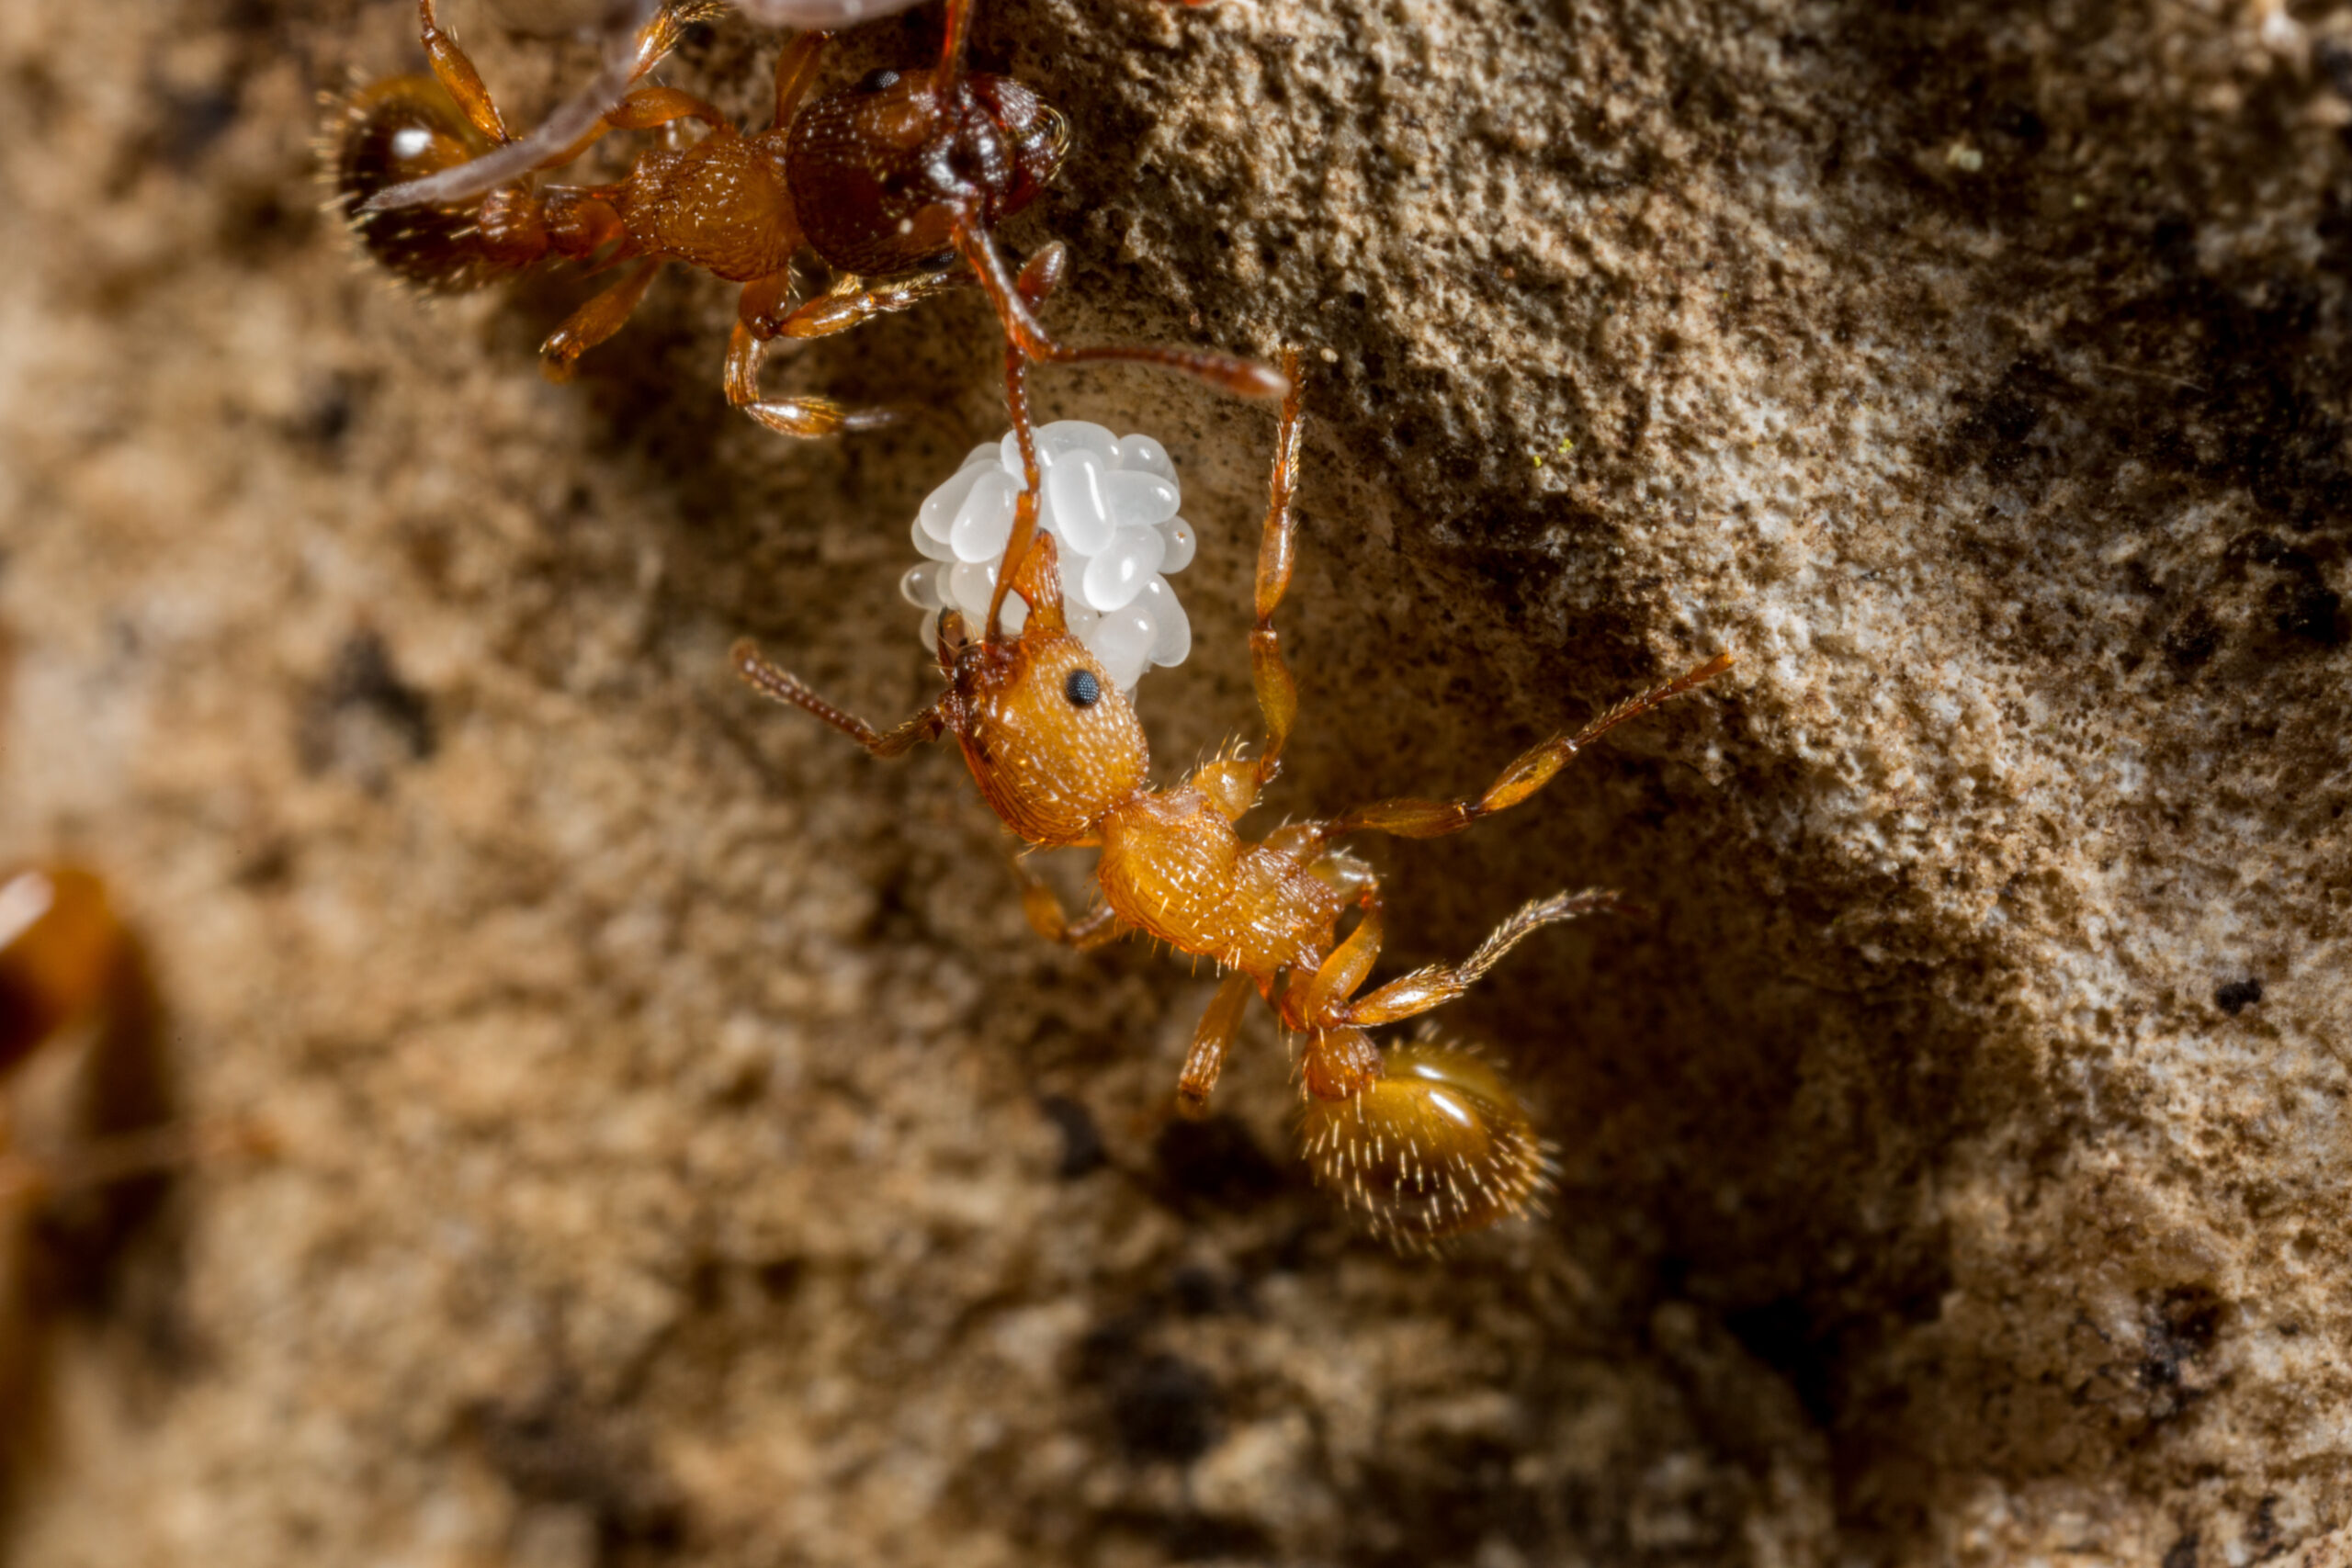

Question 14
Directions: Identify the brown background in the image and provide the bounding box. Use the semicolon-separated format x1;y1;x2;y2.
2;0;2349;1562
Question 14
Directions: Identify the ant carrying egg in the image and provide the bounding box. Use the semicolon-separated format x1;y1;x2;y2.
901;420;1199;693
734;355;1735;1245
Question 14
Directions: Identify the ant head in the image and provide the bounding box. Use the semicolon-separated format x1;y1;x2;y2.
786;68;1070;277
940;535;1148;846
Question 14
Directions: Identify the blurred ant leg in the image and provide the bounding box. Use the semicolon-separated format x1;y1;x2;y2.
1322;652;1736;841
534;80;735;181
1343;889;1621;1028
418;0;512;144
775;268;964;340
1012;862;1128;952
952;221;1289;401
1248;354;1307;784
736;395;897;439
769;30;831;130
0;1100;40;1209
937;0;978;85
1176;971;1255;1119
0;1156;37;1210
731;640;947;757
540;258;664;381
602;85;736;136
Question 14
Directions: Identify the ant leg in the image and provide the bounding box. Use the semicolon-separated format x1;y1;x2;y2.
990;347;1044;639
1344;889;1621;1027
1288;892;1384;1036
774;269;967;341
769;30;831;130
1012;859;1129;951
1250;355;1306;783
602;85;735;136
731;639;948;758
723;270;964;438
974;245;1069;637
1322;652;1736;842
1176;971;1255;1119
937;0;978;85
1016;243;1068;306
529;81;736;177
418;0;512;144
953;220;1289;401
1177;358;1306;814
540;258;664;381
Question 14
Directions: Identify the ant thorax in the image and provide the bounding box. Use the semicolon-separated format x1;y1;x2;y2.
1097;790;1350;978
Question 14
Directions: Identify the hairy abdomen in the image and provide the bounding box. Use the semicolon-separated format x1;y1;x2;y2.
327;76;528;291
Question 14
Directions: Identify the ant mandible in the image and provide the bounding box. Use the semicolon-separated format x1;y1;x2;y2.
331;0;1284;441
731;355;1735;1244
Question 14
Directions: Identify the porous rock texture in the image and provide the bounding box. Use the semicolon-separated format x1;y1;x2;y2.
2;0;2348;1561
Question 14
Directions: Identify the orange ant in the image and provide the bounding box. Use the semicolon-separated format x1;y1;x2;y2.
732;356;1735;1244
330;0;1284;441
0;863;175;1481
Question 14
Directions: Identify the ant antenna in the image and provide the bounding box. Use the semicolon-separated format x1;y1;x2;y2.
984;345;1043;643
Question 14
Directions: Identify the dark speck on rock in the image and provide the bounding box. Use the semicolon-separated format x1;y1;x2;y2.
1110;1352;1222;1464
1038;1093;1106;1178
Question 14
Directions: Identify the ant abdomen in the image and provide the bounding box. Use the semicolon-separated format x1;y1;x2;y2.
1299;1036;1552;1245
328;77;535;291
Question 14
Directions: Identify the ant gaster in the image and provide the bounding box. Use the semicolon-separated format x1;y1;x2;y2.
732;357;1735;1243
331;0;1283;441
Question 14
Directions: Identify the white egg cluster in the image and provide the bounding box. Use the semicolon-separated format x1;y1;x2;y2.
901;421;1199;693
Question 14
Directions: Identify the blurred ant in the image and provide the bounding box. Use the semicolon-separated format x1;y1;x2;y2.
330;0;1283;441
0;857;275;1501
347;0;944;217
0;863;173;1486
732;356;1734;1245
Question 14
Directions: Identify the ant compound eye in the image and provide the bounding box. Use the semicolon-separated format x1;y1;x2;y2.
855;68;902;93
1065;668;1102;708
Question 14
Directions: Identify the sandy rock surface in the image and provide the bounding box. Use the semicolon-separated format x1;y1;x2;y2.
2;0;2348;1562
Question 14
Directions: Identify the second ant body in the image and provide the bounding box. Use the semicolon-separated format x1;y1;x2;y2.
0;863;176;1492
332;0;1281;438
736;361;1733;1242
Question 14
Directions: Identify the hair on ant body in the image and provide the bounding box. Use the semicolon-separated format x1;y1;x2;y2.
328;0;1284;442
733;356;1735;1246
